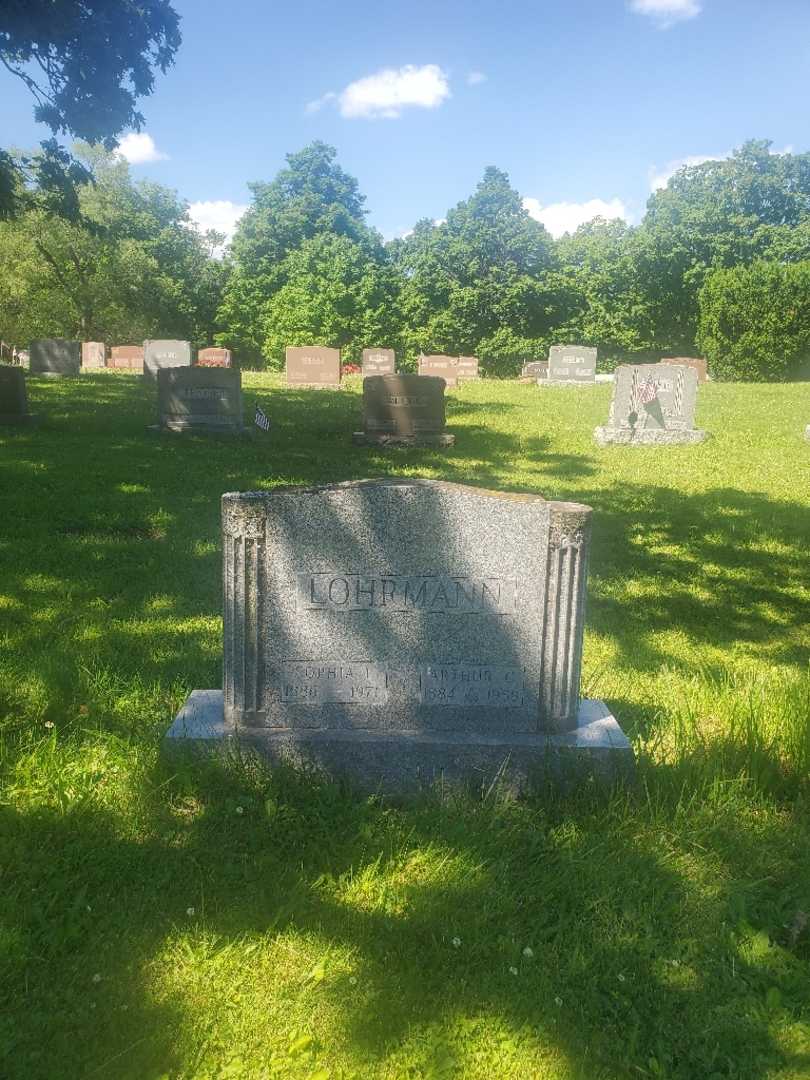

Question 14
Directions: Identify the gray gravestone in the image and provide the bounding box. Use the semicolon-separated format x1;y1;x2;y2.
286;346;341;388
353;374;454;447
417;355;459;387
457;356;480;381
361;349;396;377
594;363;709;446
546;345;597;384
520;361;548;382
165;479;632;792
155;367;243;433
143;339;192;382
109;345;144;370
81;341;106;369
29;339;80;377
0;365;36;425
197;347;232;368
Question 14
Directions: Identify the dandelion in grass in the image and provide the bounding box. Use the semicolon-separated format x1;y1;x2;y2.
522;946;534;958
452;937;461;948
509;966;518;976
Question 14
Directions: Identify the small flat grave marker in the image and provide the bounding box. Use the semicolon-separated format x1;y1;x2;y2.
353;374;454;447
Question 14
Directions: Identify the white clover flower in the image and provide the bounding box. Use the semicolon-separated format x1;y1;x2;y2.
618;973;626;982
509;966;518;976
349;976;357;986
554;996;563;1006
522;946;534;958
452;937;461;948
186;907;195;917
44;721;55;729
92;973;102;984
235;806;244;815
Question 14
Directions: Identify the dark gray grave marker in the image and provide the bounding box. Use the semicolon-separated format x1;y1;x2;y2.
155;367;244;434
29;339;80;377
353;374;454;447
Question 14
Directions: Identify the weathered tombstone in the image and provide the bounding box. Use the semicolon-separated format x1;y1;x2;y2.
520;361;548;382
166;479;632;792
109;345;144;371
143;339;192;382
197;347;232;368
361;348;396;377
594;363;709;446
662;356;708;383
457;356;480;381
285;346;341;388
154;367;244;434
353;374;454;447
0;365;37;425
29;338;80;377
81;341;106;369
546;345;597;384
417;354;459;387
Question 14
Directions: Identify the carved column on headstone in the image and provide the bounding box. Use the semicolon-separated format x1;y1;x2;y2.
539;502;592;732
222;494;267;726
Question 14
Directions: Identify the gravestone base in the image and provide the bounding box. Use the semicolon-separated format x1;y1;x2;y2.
594;426;710;447
538;379;596;388
148;421;249;436
352;431;455;448
164;691;633;795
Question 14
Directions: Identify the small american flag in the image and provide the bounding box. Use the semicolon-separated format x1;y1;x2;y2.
254;405;271;431
636;379;658;406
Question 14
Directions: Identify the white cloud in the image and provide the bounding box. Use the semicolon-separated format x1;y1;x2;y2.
629;0;702;28
187;200;248;250
308;64;451;120
467;71;487;85
522;196;630;238
648;152;726;191
115;132;168;164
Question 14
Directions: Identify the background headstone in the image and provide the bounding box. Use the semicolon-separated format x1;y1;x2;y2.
457;356;480;381
167;480;631;791
417;355;459;387
662;356;708;383
361;349;396;377
594;363;708;445
0;365;36;425
81;341;106;369
547;345;597;384
143;339;192;382
197;347;232;368
353;374;454;446
109;345;144;371
156;367;244;433
29;339;80;377
520;360;548;382
285;346;341;388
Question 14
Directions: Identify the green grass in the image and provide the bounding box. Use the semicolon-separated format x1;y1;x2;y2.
1;371;810;1079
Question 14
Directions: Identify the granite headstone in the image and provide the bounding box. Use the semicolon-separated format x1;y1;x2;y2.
166;479;632;792
353;374;454;447
197;347;232;368
0;365;36;425
143;339;192;382
417;355;459;387
546;345;597;384
286;346;341;388
29;339;80;377
155;367;244;433
520;361;548;382
457;356;480;381
594;363;709;445
81;341;106;369
109;345;144;371
361;349;396;377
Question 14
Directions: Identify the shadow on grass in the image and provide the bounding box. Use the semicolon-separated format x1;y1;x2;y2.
3;753;810;1079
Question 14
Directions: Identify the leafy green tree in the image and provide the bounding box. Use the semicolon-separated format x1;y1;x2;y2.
0;0;181;218
218;143;378;364
393;168;556;374
697;260;810;381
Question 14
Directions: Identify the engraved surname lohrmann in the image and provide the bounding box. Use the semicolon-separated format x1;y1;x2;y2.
281;661;388;704
181;388;227;400
296;573;519;613
419;664;527;707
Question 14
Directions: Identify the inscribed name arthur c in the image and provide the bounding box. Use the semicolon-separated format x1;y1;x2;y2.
296;573;519;613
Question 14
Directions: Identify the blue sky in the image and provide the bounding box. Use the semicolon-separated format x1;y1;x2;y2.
2;0;809;244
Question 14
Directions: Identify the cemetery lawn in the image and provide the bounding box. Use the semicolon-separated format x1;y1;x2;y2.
2;371;810;1080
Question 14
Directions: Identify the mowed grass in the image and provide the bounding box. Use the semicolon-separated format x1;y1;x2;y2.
1;371;810;1080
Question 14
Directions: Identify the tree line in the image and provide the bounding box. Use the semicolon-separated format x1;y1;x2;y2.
3;138;810;380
